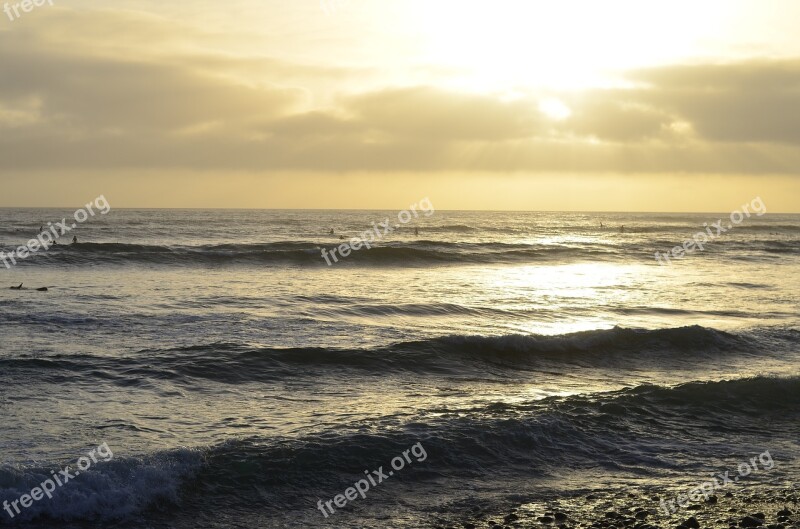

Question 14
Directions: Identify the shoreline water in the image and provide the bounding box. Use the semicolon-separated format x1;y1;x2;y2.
1;210;798;528
448;486;798;529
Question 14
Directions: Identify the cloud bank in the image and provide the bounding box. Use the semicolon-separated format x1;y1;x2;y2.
1;7;799;176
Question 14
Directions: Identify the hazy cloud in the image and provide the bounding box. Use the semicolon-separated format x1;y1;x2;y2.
345;87;545;140
630;61;800;143
1;8;800;174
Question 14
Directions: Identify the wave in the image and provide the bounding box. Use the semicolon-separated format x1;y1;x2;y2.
152;375;800;496
0;301;783;329
1;241;622;267
723;240;800;253
2;326;790;386
734;223;800;232
2;376;794;524
0;448;202;524
606;374;800;415
3;232;797;267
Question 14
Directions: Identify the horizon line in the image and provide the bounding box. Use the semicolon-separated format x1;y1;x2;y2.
0;207;798;215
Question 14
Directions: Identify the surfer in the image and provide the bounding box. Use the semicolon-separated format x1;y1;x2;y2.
620;225;626;233
10;283;22;290
329;228;335;235
414;227;419;236
72;236;78;244
36;287;48;292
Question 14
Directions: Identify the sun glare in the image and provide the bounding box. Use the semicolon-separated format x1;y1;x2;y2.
414;0;734;91
539;98;572;120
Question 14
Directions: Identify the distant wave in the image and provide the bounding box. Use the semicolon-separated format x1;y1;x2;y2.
735;224;800;232
2;229;797;268
0;241;627;267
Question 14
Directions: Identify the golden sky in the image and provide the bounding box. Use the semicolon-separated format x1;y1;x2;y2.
1;0;800;210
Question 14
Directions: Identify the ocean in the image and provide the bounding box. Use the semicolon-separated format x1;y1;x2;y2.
0;208;798;528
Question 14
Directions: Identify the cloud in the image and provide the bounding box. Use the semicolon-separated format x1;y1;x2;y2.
1;7;800;175
345;87;544;140
558;91;675;141
629;61;800;143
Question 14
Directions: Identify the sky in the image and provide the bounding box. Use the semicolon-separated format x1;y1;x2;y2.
1;0;800;211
